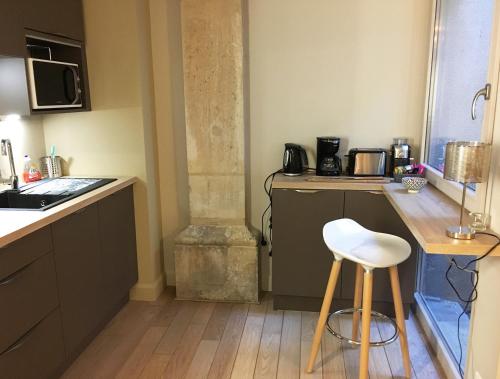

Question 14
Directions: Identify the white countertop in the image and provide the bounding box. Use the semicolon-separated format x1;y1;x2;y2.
0;176;137;248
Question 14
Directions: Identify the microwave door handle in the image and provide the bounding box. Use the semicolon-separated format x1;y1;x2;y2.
69;66;81;105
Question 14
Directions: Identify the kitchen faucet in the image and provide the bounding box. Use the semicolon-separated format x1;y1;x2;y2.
0;139;19;190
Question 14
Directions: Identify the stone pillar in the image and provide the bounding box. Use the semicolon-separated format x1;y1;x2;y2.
174;0;259;303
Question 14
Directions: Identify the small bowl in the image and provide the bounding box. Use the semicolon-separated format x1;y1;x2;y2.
401;177;427;193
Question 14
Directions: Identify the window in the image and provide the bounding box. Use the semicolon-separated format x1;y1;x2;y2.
423;0;495;210
426;0;494;173
419;0;497;375
418;253;476;373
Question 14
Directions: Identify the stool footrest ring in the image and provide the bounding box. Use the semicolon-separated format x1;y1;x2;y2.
326;307;399;347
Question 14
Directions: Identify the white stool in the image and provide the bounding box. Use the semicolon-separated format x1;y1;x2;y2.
306;218;412;379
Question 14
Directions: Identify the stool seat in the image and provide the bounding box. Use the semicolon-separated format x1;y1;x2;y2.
323;218;411;269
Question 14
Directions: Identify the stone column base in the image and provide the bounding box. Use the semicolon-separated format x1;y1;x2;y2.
174;224;260;303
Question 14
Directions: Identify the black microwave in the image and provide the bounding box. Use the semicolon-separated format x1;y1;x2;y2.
26;58;82;110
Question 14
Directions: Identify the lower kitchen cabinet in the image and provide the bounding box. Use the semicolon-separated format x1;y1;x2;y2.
98;186;138;317
0;185;138;378
272;189;344;310
0;252;59;354
52;187;138;361
272;188;418;317
342;190;418;316
0;309;65;379
52;203;103;359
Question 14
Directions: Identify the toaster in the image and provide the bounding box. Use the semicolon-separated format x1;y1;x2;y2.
347;148;387;176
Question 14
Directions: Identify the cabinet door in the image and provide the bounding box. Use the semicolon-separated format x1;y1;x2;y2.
342;191;418;303
98;186;138;316
272;189;344;298
52;204;102;358
21;0;84;41
0;3;25;57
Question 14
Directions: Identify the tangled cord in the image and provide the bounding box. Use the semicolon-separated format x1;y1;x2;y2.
260;169;282;250
445;232;500;378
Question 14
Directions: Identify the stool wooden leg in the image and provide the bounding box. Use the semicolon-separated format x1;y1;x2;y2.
306;259;342;373
352;263;364;340
389;265;412;378
359;268;373;379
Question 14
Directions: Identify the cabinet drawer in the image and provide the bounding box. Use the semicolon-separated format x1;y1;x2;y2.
0;227;53;280
0;308;65;379
0;252;59;353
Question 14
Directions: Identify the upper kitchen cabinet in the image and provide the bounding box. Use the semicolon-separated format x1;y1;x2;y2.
0;0;84;57
0;3;25;57
0;0;90;114
21;0;85;41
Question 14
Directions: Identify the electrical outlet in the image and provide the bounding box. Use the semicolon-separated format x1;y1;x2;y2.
474;372;483;379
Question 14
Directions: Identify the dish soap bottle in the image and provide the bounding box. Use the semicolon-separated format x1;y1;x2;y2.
23;155;42;183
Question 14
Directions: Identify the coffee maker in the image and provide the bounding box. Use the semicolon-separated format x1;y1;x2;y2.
316;137;342;176
389;138;411;176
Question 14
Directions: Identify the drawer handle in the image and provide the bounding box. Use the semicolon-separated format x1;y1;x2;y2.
0;261;33;287
366;191;384;195
0;319;41;356
293;189;323;194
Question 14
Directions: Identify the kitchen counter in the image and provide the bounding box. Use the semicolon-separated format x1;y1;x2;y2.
272;172;389;191
273;173;500;257
0;176;137;248
384;183;500;256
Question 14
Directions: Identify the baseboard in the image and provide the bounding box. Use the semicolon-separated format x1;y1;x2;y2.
414;293;461;379
130;275;166;301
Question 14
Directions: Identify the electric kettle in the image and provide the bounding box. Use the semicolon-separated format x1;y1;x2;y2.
282;143;308;176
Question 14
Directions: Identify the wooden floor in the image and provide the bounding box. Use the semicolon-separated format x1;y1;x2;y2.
62;289;446;379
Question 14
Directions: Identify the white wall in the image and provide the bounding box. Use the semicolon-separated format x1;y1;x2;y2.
248;0;433;288
42;0;164;301
149;0;190;286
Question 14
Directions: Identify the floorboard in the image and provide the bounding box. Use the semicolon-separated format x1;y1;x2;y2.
321;316;346;378
230;299;268;379
299;311;322;379
162;302;215;378
206;303;249;379
253;300;284;379
61;291;446;379
276;311;302;379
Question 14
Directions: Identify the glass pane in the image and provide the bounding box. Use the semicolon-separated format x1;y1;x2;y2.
427;0;494;173
419;253;476;373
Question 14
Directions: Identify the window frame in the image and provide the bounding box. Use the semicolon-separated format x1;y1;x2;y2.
420;0;500;214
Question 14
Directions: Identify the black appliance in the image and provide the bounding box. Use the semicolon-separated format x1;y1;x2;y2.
27;58;82;110
283;143;308;176
316;137;342;176
389;138;411;176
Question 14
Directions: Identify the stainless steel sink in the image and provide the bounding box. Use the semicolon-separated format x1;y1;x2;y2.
0;178;116;211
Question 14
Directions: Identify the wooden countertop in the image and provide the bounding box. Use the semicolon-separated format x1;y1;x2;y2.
272;173;388;191
0;176;137;248
273;173;499;257
383;183;499;256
